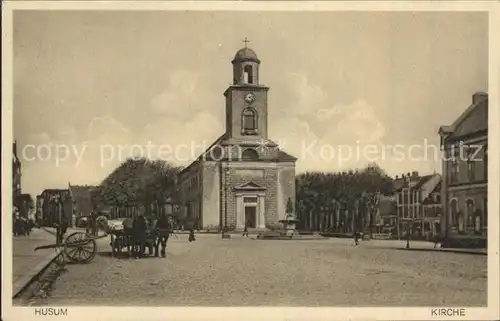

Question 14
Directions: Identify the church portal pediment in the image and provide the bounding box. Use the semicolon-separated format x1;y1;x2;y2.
233;181;266;191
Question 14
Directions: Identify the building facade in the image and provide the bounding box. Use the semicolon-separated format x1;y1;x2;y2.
39;189;73;227
395;171;442;239
439;92;488;239
377;195;397;235
69;184;97;217
12;141;22;208
177;45;297;231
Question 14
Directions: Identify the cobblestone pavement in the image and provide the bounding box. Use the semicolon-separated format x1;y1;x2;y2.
41;234;487;306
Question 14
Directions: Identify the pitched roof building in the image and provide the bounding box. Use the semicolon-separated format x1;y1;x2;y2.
394;172;442;239
439;92;488;241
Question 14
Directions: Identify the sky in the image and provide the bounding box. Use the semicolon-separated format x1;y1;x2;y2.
13;11;488;196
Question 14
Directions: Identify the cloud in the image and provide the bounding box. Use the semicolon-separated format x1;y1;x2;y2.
25;132;52;145
150;70;214;121
143;111;223;164
270;74;387;172
322;99;386;144
85;115;131;145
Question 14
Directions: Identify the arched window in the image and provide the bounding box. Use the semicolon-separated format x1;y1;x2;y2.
244;65;254;84
474;209;482;233
242;108;258;133
466;199;474;227
450;199;458;226
241;148;259;161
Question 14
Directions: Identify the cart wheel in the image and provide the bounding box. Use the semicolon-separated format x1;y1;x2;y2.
64;232;97;264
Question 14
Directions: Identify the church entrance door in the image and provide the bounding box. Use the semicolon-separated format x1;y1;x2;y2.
245;206;257;228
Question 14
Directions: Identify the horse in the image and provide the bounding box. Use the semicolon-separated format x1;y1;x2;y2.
153;215;174;258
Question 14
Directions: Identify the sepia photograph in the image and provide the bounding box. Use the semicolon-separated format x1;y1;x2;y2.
2;2;499;321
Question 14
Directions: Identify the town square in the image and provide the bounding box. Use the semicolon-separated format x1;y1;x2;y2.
8;8;494;312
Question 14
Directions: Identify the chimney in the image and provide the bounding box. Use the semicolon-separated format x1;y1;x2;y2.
472;92;488;105
412;171;418;178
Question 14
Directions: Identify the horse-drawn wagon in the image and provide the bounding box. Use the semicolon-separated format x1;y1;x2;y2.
34;215;175;263
105;217;173;258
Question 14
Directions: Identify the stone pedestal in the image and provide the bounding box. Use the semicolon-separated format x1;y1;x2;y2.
283;222;296;236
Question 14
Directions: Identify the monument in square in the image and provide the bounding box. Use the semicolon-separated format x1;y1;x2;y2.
176;39;297;233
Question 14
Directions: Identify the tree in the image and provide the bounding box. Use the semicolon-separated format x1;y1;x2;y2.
98;157;183;211
295;162;393;233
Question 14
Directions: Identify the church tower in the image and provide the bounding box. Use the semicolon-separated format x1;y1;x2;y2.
224;39;270;144
178;41;296;233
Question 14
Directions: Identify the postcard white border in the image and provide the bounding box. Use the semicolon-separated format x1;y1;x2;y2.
2;2;499;321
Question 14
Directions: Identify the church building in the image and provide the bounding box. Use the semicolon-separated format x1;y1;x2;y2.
177;43;297;231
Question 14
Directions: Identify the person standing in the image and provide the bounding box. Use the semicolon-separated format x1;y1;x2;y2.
354;231;360;246
188;227;196;243
86;216;92;234
132;214;147;258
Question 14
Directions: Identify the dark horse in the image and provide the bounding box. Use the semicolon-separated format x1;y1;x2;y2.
153;214;174;258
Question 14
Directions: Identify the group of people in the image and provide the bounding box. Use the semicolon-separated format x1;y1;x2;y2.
13;217;35;236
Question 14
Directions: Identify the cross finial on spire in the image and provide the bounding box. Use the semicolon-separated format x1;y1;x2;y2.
242;37;250;48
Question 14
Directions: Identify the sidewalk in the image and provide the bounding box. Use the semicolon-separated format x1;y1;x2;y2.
401;247;487;255
327;237;487;255
12;228;60;297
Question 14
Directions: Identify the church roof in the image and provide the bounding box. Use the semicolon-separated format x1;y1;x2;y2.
179;134;297;176
232;47;260;63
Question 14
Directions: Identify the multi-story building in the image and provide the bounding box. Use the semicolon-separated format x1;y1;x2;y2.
395;172;442;239
40;189;73;227
439;92;488;241
377;195;397;235
69;184;98;224
12;141;22;208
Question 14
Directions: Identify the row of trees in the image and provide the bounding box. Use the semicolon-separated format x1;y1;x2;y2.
295;163;394;234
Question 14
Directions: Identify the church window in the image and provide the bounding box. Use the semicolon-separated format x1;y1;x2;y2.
244;65;254;84
242;108;258;133
242;149;259;161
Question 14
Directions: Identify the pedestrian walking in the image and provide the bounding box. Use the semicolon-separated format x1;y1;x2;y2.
188;228;196;243
354;231;360;246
